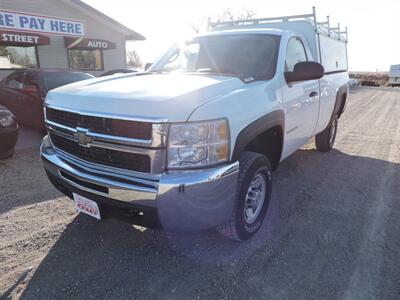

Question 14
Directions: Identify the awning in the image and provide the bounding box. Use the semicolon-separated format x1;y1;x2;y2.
0;30;50;46
64;37;116;50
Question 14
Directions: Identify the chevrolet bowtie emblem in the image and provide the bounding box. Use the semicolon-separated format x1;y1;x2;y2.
75;128;93;147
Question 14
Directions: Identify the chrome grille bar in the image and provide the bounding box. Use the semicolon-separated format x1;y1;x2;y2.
44;106;168;174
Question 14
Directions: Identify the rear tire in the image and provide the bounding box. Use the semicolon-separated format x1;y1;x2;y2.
315;115;338;152
217;152;272;241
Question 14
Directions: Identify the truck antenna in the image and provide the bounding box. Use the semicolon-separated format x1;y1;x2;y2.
327;16;330;36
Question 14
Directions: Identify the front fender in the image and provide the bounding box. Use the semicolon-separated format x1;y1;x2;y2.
188;78;284;160
231;110;285;161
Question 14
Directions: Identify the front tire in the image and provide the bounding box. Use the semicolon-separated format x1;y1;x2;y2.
315;115;338;152
217;152;272;241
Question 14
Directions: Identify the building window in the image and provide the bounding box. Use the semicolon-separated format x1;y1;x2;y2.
0;46;39;69
67;49;103;71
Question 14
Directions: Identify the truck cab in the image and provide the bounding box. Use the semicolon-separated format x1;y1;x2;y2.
41;8;349;241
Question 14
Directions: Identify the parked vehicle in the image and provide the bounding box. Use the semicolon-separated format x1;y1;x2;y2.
99;68;138;77
41;8;349;241
0;105;18;159
0;69;94;130
348;78;358;87
361;80;379;87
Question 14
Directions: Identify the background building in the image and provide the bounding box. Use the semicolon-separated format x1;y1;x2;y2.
0;0;145;78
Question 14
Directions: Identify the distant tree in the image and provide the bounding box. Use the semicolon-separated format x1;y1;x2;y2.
127;50;143;68
189;8;257;34
189;16;208;34
213;8;256;24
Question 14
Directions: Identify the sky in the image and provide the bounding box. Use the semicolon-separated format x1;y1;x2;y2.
84;0;400;72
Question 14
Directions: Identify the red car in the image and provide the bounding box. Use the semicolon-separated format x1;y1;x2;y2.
0;69;93;130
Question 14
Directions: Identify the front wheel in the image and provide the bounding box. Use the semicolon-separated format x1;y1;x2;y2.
315;115;338;152
217;152;272;241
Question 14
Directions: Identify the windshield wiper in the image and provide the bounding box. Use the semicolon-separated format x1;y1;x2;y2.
190;68;258;82
188;68;245;80
195;68;215;73
149;68;256;83
195;67;239;75
146;70;170;74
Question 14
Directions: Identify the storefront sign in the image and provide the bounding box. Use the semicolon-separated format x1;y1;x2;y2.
0;10;85;37
64;37;116;50
0;30;50;46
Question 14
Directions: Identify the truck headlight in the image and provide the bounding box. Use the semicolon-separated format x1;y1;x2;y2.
167;119;230;169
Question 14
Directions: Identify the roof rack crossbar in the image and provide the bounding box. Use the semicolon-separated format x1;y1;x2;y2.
209;7;347;42
209;13;314;28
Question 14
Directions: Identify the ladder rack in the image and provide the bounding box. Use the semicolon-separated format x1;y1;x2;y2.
209;7;348;42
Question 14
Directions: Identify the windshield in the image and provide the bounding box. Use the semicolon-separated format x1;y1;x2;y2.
42;72;94;91
150;34;280;80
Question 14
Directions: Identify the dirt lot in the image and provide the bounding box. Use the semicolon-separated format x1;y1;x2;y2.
1;87;399;299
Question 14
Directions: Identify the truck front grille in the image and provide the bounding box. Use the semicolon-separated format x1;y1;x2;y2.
46;108;152;140
49;133;151;173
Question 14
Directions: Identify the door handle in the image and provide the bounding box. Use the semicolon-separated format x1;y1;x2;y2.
309;91;318;97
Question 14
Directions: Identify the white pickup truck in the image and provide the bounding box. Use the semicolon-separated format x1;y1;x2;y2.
41;9;349;241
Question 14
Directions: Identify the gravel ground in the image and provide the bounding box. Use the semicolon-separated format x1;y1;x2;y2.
0;87;399;300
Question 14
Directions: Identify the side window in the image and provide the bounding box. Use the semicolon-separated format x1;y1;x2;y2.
24;72;40;88
285;38;308;72
5;72;25;89
23;72;40;96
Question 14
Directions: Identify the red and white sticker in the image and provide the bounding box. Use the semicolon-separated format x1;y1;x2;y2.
73;193;101;220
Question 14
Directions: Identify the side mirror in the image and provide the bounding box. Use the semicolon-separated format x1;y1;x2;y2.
285;62;324;83
144;63;152;71
23;85;39;94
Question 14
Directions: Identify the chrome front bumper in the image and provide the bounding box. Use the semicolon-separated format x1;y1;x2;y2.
41;136;239;230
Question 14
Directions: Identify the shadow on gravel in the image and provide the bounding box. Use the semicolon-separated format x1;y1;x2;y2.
20;149;400;299
1;270;29;300
0;147;61;214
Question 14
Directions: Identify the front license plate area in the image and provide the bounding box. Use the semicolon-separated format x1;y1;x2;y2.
73;193;101;220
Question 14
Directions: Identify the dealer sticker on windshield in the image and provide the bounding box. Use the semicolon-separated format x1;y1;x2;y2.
73;193;101;220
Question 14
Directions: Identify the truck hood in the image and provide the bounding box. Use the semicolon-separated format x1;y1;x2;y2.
45;73;244;122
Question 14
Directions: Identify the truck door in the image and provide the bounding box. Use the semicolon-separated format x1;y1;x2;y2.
281;37;320;158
